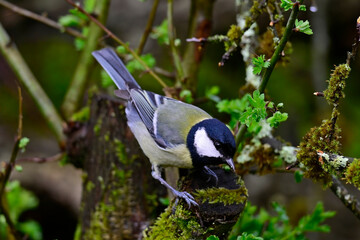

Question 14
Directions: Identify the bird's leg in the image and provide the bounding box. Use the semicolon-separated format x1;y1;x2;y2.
203;166;218;186
151;166;198;207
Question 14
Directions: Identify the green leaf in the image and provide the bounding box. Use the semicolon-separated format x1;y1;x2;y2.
159;197;170;206
252;55;270;75
267;111;288;128
272;202;289;223
206;86;221;102
126;54;156;73
299;5;307;11
74;38;85;51
236;233;263;240
100;70;115;88
296;202;336;233
5;181;39;222
116;45;128;54
294;170;304;183
239;90;267;131
206;235;220;240
295;19;313;35
58;15;81;27
15;165;23;172
17;221;43;240
19;137;30;152
180;89;194;103
150;20;170;45
280;0;294;11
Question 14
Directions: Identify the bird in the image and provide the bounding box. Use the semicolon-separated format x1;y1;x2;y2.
92;48;236;207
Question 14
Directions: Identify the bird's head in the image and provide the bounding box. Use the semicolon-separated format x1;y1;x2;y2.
187;119;236;171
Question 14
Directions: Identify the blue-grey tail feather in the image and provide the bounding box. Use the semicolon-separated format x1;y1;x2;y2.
92;48;141;90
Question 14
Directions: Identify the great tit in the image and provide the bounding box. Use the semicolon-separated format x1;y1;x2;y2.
92;48;236;206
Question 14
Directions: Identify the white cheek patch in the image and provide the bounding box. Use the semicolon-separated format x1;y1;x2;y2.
194;128;222;158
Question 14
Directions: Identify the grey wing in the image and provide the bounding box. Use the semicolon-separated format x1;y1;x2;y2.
129;89;170;148
129;89;211;148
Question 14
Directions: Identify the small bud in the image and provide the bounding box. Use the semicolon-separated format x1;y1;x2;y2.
313;92;324;97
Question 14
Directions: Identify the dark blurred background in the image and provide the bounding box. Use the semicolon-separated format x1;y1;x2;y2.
1;0;360;239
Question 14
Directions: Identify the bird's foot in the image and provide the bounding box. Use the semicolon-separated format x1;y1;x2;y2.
203;166;219;186
173;189;198;208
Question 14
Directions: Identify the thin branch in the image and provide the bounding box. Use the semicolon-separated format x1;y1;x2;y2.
0;198;21;240
0;0;84;39
0;86;23;240
61;0;111;120
65;0;168;89
167;0;184;85
137;0;159;55
0;87;22;198
258;0;304;93
0;22;66;147
330;176;360;220
17;153;64;164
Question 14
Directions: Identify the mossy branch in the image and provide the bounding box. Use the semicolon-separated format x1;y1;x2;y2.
0;22;66;147
61;0;110;120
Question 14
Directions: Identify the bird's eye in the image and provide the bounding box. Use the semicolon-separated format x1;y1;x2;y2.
213;140;220;147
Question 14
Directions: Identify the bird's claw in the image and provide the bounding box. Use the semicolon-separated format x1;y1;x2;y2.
173;190;198;208
203;166;219;186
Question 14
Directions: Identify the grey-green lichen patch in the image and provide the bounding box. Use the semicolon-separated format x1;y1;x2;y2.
278;146;297;164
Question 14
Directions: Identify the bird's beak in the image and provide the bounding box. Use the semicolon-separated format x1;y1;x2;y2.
226;158;235;172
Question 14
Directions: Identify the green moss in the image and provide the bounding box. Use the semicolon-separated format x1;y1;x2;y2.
83;202;116;240
324;64;351;105
103;132;110;142
345;158;360;190
93;118;102;136
297;120;341;186
144;204;205;240
114;138;134;165
86;180;95;192
227;25;242;43
71;106;90;122
194;184;248;206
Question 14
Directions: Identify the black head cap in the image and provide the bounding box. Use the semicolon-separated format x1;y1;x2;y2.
187;119;236;169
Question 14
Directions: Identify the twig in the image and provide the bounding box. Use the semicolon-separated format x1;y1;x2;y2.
0;22;66;147
167;0;184;85
17;153;64;164
0;87;22;197
258;0;304;93
330;176;360;220
0;0;84;39
137;0;159;55
65;0;168;89
218;44;237;67
0;86;23;240
61;0;111;120
346;17;360;66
